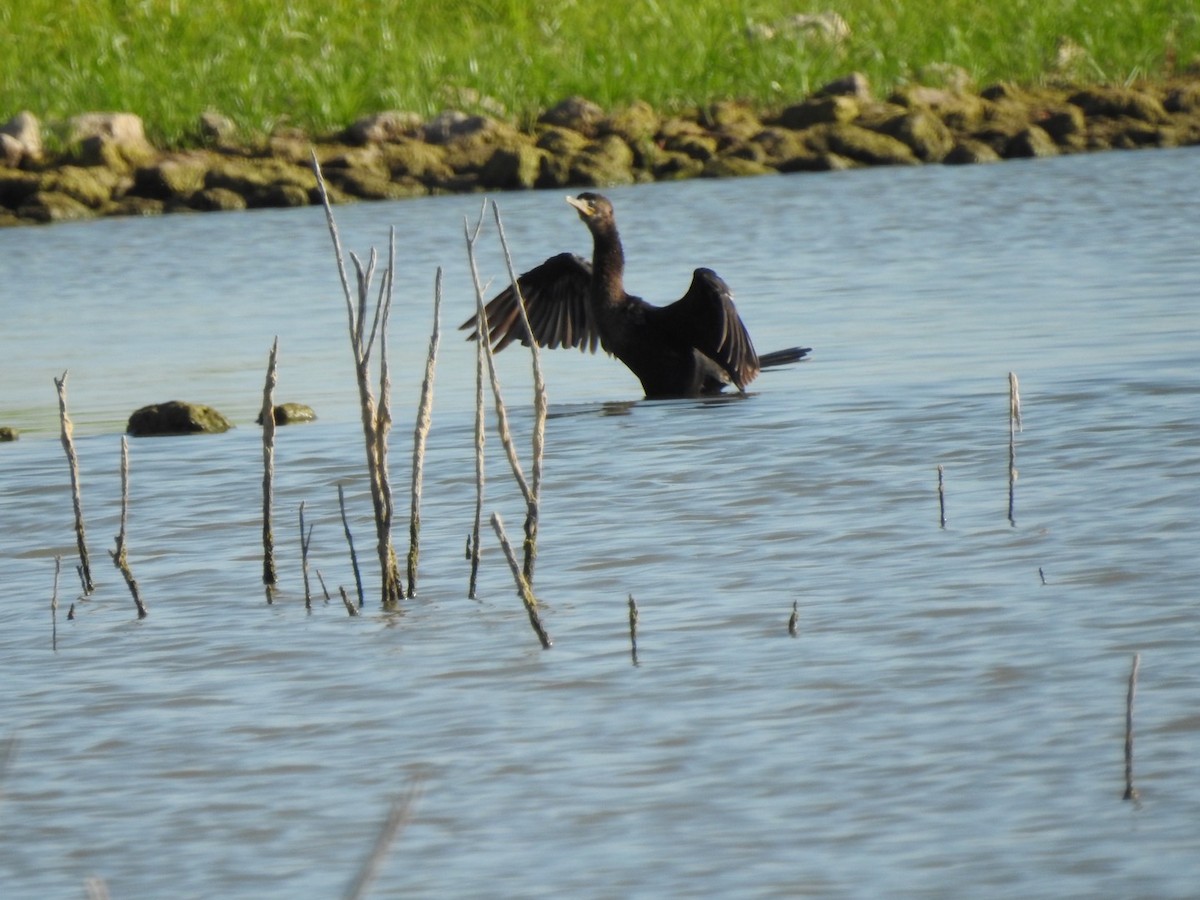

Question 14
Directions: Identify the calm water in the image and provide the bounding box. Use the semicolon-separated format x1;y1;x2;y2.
2;149;1199;898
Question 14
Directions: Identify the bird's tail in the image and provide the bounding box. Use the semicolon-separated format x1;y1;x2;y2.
759;347;812;368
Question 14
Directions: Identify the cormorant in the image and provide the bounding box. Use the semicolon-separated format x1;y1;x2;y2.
461;192;810;399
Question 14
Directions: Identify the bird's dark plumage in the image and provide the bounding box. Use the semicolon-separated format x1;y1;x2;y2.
461;192;810;398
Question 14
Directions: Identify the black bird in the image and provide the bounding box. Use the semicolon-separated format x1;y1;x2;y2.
461;192;810;399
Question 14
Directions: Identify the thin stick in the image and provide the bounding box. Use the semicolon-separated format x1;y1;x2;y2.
299;502;314;610
339;586;360;617
53;372;93;594
51;555;61;651
490;512;551;649
1008;371;1021;527
463;214;532;506
464;205;489;599
628;594;640;666
1123;652;1141;802
342;780;422;900
492;201;547;583
338;484;365;609
261;337;280;588
407;268;443;598
109;436;147;618
788;600;799;637
313;151;403;607
936;464;946;528
315;569;332;603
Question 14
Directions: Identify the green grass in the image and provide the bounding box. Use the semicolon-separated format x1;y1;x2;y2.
3;0;1197;146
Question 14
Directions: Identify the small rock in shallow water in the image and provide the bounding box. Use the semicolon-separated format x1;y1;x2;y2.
256;403;317;426
127;400;233;437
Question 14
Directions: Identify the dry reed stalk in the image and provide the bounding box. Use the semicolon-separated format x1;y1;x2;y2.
788;600;799;637
490;512;551;649
53;372;93;594
464;206;489;599
316;569;332;603
338;484;365;609
312;152;404;607
261;337;280;588
936;464;946;528
51;555;61;651
491;202;548;583
628;594;640;665
1008;371;1021;527
109;436;147;618
1124;652;1141;802
299;502;314;609
342;780;422;900
406;269;443;598
339;586;360;618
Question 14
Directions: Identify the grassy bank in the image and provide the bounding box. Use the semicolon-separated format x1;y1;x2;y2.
4;0;1197;145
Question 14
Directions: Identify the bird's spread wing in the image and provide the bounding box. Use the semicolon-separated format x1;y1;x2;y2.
460;252;599;354
655;268;761;390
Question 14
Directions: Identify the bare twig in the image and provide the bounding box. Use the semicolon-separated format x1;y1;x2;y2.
464;206;489;599
261;337;280;588
1123;652;1141;802
339;586;360;618
300;502;314;609
338;484;365;609
407;269;443;597
492;201;547;583
788;600;799;637
490;513;551;649
342;780;423;900
313;151;403;607
936;464;946;528
628;594;640;666
109;436;147;618
1008;372;1021;527
316;569;332;603
53;372;93;594
51;555;61;651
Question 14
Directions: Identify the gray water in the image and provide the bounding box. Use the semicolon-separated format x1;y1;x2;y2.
2;148;1199;898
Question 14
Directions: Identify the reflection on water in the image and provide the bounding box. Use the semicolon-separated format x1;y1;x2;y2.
2;148;1200;898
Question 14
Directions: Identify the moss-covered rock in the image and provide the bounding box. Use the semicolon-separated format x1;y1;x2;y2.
256;402;317;426
701;156;776;178
0;168;42;210
190;187;249;212
41;165;121;208
943;140;1002;164
1005;126;1059;158
601;101;661;144
204;157;316;207
127;400;233;437
481;143;544;189
18;191;94;223
0;426;18;442
380;140;454;184
777;95;861;129
569;134;636;185
880;110;955;162
132;154;210;200
1069;86;1168;123
810;123;920;166
539;96;606;137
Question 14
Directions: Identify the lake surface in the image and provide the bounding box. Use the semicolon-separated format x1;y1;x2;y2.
2;148;1199;898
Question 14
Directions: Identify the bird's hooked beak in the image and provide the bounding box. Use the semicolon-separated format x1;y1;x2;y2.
565;195;594;218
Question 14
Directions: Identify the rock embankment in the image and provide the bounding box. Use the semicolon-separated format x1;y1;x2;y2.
3;75;1199;226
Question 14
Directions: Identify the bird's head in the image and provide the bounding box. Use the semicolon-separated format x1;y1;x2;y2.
566;192;614;230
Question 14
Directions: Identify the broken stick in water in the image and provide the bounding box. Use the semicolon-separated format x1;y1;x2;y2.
1008;371;1021;527
53;372;93;594
407;268;443;598
109;436;147;618
299;501;314;610
1123;652;1141;802
338;484;365;609
628;594;640;666
788;600;799;637
937;464;946;528
261;337;280;590
313;151;404;607
490;512;551;649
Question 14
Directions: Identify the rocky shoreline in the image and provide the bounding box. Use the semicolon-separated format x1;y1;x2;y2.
2;73;1200;227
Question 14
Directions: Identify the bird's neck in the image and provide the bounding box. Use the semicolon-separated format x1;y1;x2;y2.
590;225;625;308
